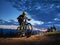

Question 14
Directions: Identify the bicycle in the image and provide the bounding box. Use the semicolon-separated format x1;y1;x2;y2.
16;19;33;37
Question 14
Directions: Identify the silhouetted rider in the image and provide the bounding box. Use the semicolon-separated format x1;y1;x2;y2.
17;11;28;25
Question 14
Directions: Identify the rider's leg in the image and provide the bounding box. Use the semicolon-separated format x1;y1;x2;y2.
21;22;26;36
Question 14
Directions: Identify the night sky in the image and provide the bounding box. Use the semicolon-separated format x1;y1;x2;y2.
0;0;60;30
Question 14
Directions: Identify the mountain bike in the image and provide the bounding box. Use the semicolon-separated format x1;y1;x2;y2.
16;19;33;37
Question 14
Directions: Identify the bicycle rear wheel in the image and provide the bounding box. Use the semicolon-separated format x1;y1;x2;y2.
16;26;21;36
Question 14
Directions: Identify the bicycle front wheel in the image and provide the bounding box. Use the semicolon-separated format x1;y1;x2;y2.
25;23;33;37
16;26;21;36
25;23;33;30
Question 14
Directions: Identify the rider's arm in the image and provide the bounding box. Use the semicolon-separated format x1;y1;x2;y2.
26;16;28;19
26;16;31;21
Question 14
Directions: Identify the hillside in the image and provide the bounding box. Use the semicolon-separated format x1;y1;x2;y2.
0;32;60;45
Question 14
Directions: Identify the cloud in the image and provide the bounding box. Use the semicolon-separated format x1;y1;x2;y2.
0;19;60;30
0;19;18;25
55;24;60;26
0;19;45;29
54;18;60;21
2;0;60;30
33;27;47;32
56;5;60;8
33;27;41;30
6;0;60;22
0;25;39;30
0;25;48;32
28;19;44;25
48;22;52;23
0;19;44;26
57;13;60;18
36;6;41;10
0;25;18;29
49;4;54;8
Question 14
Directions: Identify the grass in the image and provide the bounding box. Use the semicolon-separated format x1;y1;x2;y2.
45;31;60;35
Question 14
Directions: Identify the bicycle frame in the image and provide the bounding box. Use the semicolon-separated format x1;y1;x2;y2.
17;18;33;37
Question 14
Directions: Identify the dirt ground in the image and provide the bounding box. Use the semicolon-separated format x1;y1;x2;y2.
0;32;60;45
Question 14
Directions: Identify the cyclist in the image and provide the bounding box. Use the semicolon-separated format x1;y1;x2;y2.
17;11;32;37
17;11;28;26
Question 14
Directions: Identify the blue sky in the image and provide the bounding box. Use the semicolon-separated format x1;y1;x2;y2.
0;0;21;20
0;0;60;30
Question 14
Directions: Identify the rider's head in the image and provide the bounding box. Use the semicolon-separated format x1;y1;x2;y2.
23;11;26;16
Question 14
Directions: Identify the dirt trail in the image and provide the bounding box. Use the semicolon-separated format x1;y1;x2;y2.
0;33;60;45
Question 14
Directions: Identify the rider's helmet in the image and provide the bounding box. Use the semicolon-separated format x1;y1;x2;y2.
23;11;26;16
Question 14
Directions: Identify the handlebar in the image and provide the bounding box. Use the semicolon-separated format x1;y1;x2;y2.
28;19;31;21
